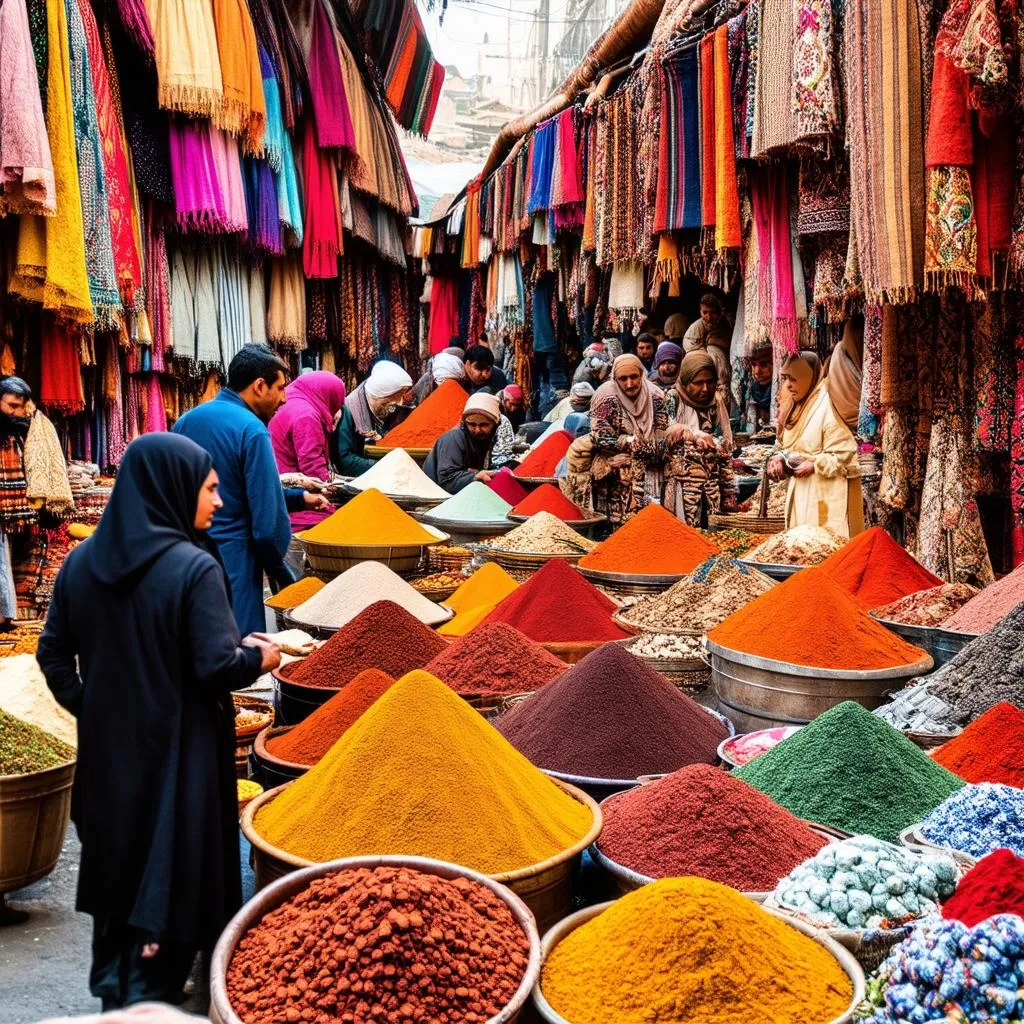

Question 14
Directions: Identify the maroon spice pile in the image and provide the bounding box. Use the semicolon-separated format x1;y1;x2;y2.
226;865;530;1024
496;643;729;779
424;623;566;697
598;764;828;890
282;600;448;689
941;849;1024;927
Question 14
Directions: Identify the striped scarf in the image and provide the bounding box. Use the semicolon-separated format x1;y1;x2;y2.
655;44;701;234
0;434;35;532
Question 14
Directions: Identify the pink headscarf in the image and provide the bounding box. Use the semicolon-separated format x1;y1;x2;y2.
285;372;346;432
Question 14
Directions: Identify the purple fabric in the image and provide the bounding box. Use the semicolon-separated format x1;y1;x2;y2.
168;118;227;232
269;371;346;480
243;157;283;255
308;0;355;152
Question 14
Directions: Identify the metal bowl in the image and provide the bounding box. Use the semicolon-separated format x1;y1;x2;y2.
364;445;431;463
899;824;980;869
507;512;607;531
335;480;447;510
929;626;981;668
736;558;807;580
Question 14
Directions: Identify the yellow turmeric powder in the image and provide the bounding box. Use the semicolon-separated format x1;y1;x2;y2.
541;878;853;1024
298;489;439;546
444;562;519;614
438;603;496;637
253;670;593;873
264;576;325;609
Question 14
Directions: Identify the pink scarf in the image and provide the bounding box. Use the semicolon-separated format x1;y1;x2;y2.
553;108;584;229
308;0;355;154
301;123;341;279
209;127;247;233
751;163;797;352
168;118;227;232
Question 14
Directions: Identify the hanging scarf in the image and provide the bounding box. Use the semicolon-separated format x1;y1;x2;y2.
0;432;35;532
792;0;840;144
144;0;224;118
145;208;171;371
698;33;716;230
259;46;302;244
40;318;86;413
751;0;800;157
209;126;247;232
265;255;304;349
11;0;91;323
259;44;283;170
243;157;282;256
553;108;583;229
659;44;700;233
0;0;55;214
77;0;141;305
25;0;47;112
167;117;227;231
307;0;354;153
66;0;121;322
727;10;749;160
527;118;556;215
211;0;265;152
713;23;740;250
797;153;851;235
115;0;154;57
301;123;341;279
750;163;798;351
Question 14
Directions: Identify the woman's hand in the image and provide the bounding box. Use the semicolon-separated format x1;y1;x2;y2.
243;634;282;672
791;459;815;478
693;431;718;451
664;424;692;444
767;455;786;481
303;492;330;511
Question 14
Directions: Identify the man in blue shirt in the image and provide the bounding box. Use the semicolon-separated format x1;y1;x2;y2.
173;345;325;633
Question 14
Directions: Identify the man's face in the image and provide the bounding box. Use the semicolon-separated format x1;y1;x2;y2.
503;395;524;415
658;360;680;382
464;414;496;440
465;361;491;387
251;371;288;422
636;340;656;363
0;394;27;417
751;353;773;386
700;303;722;329
614;367;644;400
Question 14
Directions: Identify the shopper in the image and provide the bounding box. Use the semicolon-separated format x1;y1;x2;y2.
463;344;508;394
335;360;413;475
635;332;657;372
0;376;35;626
649;341;683;391
683;293;733;404
37;434;280;1010
423;393;501;493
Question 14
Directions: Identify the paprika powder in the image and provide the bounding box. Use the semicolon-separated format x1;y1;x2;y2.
941;849;1024;927
377;378;468;449
931;702;1024;786
509;484;585;521
513;429;573;477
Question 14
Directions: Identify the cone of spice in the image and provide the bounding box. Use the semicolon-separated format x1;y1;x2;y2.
264;576;325;610
482;559;628;642
264;670;396;766
497;643;728;779
871;583;979;627
513;429;573;477
377;378;467;449
597;764;828;890
942;849;1024;926
578;503;718;575
280;601;447;689
252;670;593;873
486;511;596;555
708;568;927;670
487;467;530;505
942;562;1024;633
346;447;450;500
425;623;566;698
422;480;512;523
438;563;521;637
299;488;439;546
815;527;942;610
509;484;585;522
931;702;1024;787
744;525;846;565
0;709;76;775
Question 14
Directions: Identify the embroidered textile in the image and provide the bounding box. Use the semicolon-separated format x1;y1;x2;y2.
792;0;839;143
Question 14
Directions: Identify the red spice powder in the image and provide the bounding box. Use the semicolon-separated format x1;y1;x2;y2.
708;568;927;670
282;600;447;689
510;483;585;521
942;849;1024;926
226;865;530;1024
424;623;566;697
817;526;942;610
266;669;396;765
514;430;574;477
378;379;467;449
931;702;1024;786
598;764;828;889
487;467;530;505
578;503;718;574
482;558;629;642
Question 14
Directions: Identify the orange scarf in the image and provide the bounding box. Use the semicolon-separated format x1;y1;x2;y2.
714;24;741;250
212;0;265;153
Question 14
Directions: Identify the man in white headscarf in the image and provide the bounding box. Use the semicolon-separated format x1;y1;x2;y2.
543;381;596;423
411;350;466;405
334;360;413;475
423;393;501;493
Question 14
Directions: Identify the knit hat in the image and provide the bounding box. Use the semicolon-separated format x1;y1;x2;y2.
654;342;683;368
463;393;501;424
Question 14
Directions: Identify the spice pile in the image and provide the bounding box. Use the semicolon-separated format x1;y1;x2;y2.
871;583;978;627
625;632;703;659
721;726;801;766
497;643;727;779
410;571;464;595
942;849;1024;926
943;561;1024;633
619;556;775;634
577;503;717;575
482;559;628;642
237;779;262;803
735;701;963;843
0;709;75;775
509;484;585;521
877;603;1024;732
424;623;565;698
346;447;450;500
773;835;957;930
816;527;942;610
0;621;45;657
709;569;927;670
289;561;451;630
707;528;772;557
281;601;447;689
598;765;827;890
438;563;520;637
422;480;512;523
253;670;592;872
265;670;396;766
264;576;324;610
743;525;846;565
919;783;1024;859
514;429;573;477
930;702;1024;786
485;511;596;555
540;878;853;1024
226;865;530;1024
0;655;77;746
300;488;439;546
378;379;467;449
860;916;1024;1023
486;467;529;505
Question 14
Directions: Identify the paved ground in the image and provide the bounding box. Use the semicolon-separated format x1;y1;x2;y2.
2;829;258;1023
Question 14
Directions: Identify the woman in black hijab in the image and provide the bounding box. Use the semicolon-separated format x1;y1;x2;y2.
37;434;281;1009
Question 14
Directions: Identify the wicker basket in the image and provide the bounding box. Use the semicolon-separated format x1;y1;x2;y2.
409;575;462;602
708;511;786;534
295;525;450;576
427;545;475;573
474;547;590;579
234;695;274;780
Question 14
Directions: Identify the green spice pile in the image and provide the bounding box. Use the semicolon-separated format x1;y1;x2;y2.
0;708;76;775
734;701;963;843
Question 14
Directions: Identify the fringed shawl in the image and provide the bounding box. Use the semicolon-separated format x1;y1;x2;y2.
41;318;86;413
168;117;226;232
307;0;354;154
527;118;556;215
750;163;798;352
654;44;701;234
266;255;306;349
144;0;224;119
209;126;248;233
211;0;266;153
552;108;584;229
713;24;740;250
301;123;341;279
243;157;282;256
792;0;840;145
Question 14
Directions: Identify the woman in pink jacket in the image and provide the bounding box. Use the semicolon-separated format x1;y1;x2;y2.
269;371;345;529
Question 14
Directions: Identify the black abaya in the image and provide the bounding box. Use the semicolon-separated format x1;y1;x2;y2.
37;434;262;1006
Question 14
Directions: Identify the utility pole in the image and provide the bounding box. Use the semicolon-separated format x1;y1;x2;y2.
536;0;550;102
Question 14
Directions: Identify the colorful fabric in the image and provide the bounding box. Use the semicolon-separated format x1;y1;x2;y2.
750;163;797;351
925;165;978;291
552;108;584;228
301;123;341;279
713;24;740;250
727;10;749;160
41;318;86;413
25;0;47;111
1012;329;1024;564
307;0;354;153
144;0;224;118
243;157;282;256
167;117;226;232
699;33;716;229
209;125;248;233
655;45;701;233
797;153;850;235
792;0;839;143
751;0;799;157
527;117;556;215
973;297;1014;451
211;0;265;152
266;254;306;349
0;435;35;532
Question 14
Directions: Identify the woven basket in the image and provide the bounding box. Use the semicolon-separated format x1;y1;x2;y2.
409;576;461;602
234;695;274;780
427;546;474;573
708;512;786;534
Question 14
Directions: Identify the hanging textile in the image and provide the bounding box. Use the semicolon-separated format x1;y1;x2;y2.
167;117;226;232
797;153;850;236
266;255;306;349
41;318;86;412
552;108;584;229
307;0;354;154
844;0;925;304
243;157;283;256
973;296;1015;451
750;163;797;351
751;0;800;158
145;209;171;371
744;0;759;150
209;126;248;233
527;118;556;215
26;0;48;112
792;0;840;144
144;0;224;119
655;44;701;234
713;23;740;251
461;181;481;268
211;0;265;151
1012;329;1024;565
114;0;154;57
699;33;716;230
301;123;341;279
427;274;458;355
727;10;749;161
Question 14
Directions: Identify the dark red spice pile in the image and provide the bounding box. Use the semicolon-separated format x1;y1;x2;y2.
282;600;447;689
226;865;530;1024
597;764;828;890
497;643;728;779
942;849;1024;927
482;559;629;642
424;623;566;697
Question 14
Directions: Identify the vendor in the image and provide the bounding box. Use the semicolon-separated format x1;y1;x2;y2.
635;332;658;372
649;342;683;391
663;353;737;526
824;316;864;433
411;349;464;405
768;352;863;539
683;293;732;407
741;343;774;432
0;376;34;626
463;345;508;394
423;393;502;493
497;385;527;432
544;381;595;423
572;342;612;389
334;361;413;476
